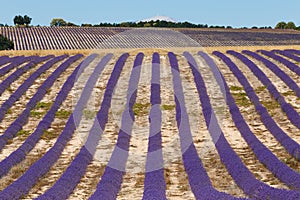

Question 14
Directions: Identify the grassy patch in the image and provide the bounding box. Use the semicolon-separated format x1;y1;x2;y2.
55;110;72;119
6;108;12;115
30;110;46;118
35;102;53;110
281;91;295;97
41;130;57;140
255;86;267;94
232;92;252;107
261;101;280;110
17;130;31;137
230;86;243;91
133;102;150;116
161;104;176;111
83;109;97;120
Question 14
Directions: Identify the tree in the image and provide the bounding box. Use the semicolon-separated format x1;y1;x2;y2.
275;21;287;29
14;15;24;26
13;15;32;27
0;35;14;50
50;18;67;27
285;21;296;29
66;22;78;27
23;15;32;26
81;24;92;27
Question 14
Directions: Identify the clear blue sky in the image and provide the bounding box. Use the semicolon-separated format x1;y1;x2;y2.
1;0;299;27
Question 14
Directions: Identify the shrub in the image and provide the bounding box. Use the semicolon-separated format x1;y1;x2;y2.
0;34;14;50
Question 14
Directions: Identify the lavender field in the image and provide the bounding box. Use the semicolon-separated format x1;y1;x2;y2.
0;48;299;200
2;27;300;50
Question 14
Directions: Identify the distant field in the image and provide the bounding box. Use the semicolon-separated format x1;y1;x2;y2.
2;27;300;50
0;47;299;199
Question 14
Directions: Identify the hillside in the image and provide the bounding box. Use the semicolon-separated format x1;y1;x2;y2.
1;27;300;50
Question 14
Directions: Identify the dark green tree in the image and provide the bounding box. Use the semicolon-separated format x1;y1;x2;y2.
0;35;14;50
285;21;296;29
23;15;32;26
81;24;92;27
14;15;24;26
275;21;287;29
50;18;67;27
66;22;78;27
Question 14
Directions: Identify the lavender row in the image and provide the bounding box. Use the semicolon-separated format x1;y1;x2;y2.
35;53;114;200
0;56;23;76
272;50;300;63
258;50;300;76
169;52;241;199
0;55;52;95
0;55;68;123
242;50;300;97
197;51;300;199
0;56;34;77
284;49;300;56
0;56;10;66
0;54;83;152
142;53;166;200
228;50;300;130
89;53;142;200
0;54;91;178
208;51;300;190
0;54;98;199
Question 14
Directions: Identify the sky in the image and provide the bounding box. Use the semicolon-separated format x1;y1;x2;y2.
0;0;299;28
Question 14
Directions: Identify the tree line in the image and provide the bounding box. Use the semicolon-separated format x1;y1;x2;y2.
275;21;300;30
1;15;300;30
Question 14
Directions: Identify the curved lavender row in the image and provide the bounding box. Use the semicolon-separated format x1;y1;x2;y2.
0;54;83;152
142;53;166;200
195;52;300;199
0;56;24;76
0;54;93;178
35;53;114;200
242;50;300;97
284;49;300;56
89;53;143;200
214;51;300;160
203;51;300;190
258;50;300;76
0;55;68;123
228;50;300;130
0;54;98;199
272;50;300;63
193;51;300;199
0;55;53;95
0;56;9;66
34;53;128;200
0;56;33;76
0;56;37;92
223;51;300;160
170;52;243;200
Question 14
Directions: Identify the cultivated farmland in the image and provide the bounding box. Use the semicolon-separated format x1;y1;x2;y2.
0;27;299;200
